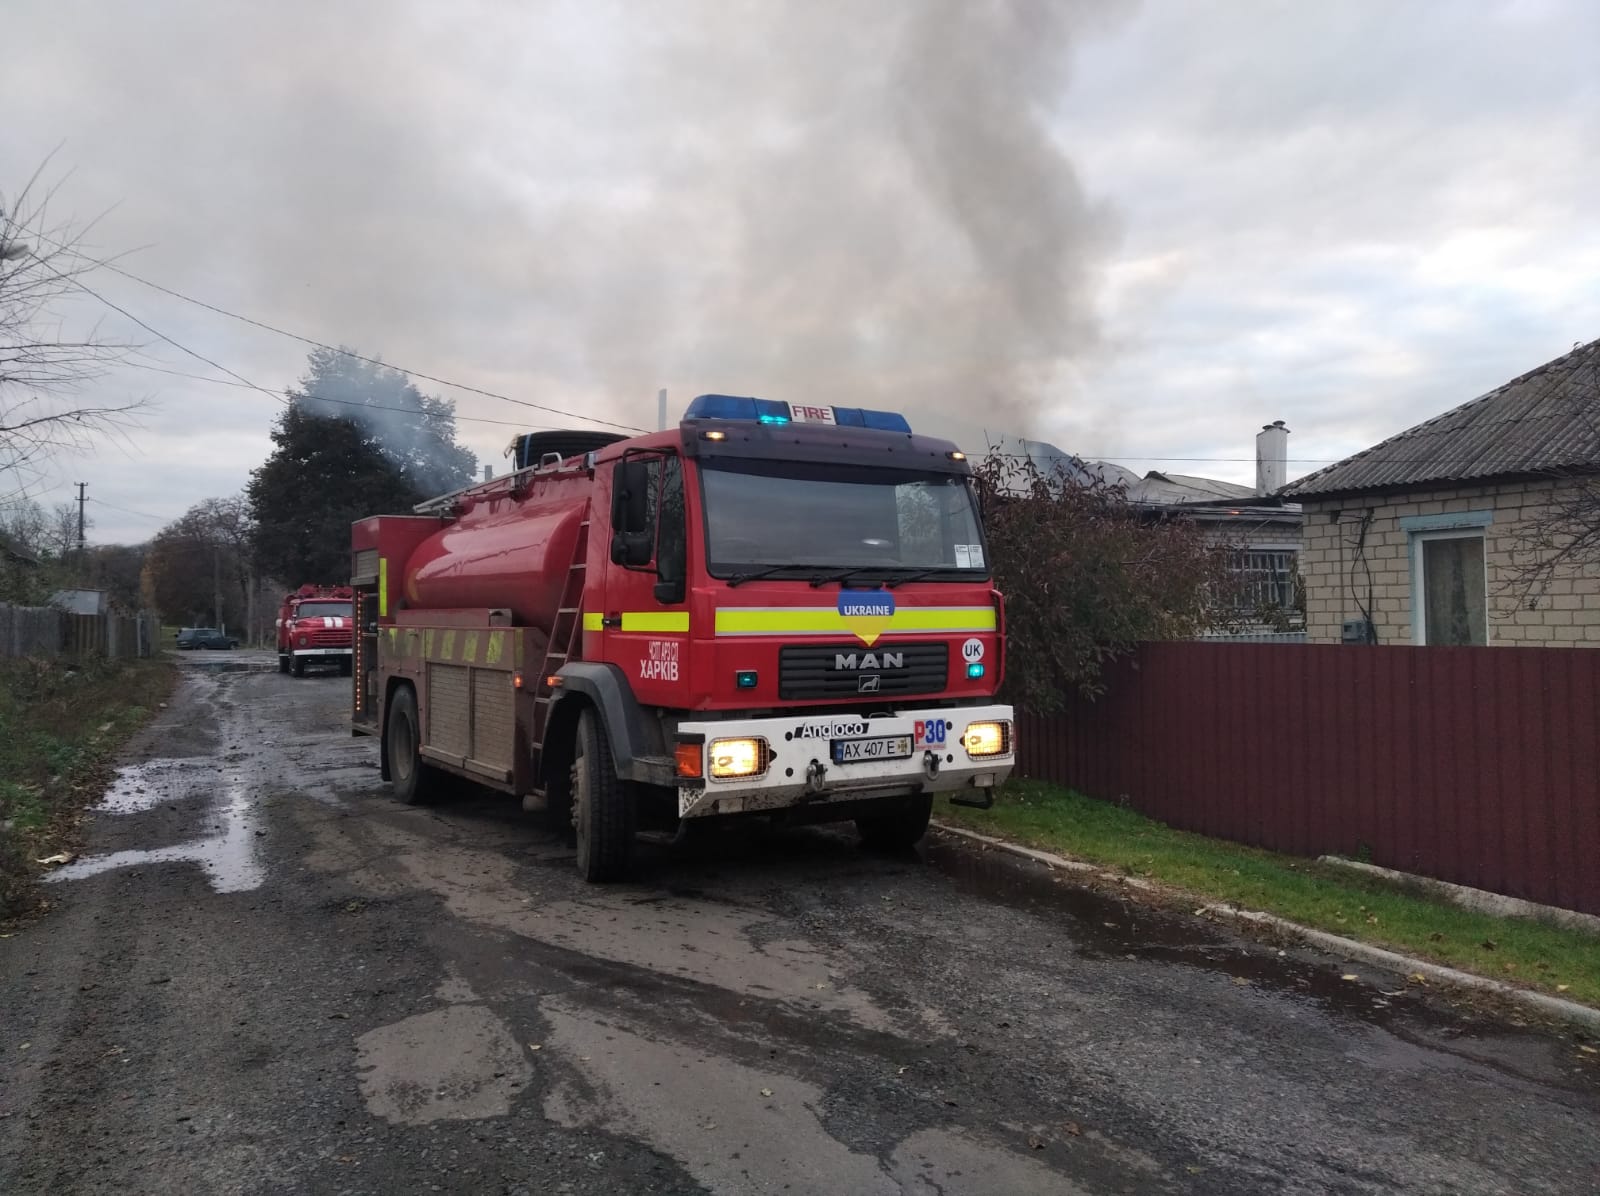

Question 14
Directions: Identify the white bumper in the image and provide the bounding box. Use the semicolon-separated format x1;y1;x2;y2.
676;703;1015;818
291;647;352;657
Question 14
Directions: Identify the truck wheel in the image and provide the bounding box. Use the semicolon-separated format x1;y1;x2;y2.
386;685;443;805
857;794;934;852
291;656;306;678
571;708;634;882
338;658;353;677
278;654;290;674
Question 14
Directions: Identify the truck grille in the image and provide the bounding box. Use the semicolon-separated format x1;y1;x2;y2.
778;642;948;701
310;628;349;646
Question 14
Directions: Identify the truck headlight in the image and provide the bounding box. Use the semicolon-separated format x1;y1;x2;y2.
298;635;309;647
963;721;1012;758
708;737;768;780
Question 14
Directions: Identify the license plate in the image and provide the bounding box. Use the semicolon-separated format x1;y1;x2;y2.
832;735;913;764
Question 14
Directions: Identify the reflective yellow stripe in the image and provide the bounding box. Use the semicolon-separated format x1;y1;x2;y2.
714;606;996;637
378;557;388;617
620;611;690;633
486;630;505;665
582;613;604;632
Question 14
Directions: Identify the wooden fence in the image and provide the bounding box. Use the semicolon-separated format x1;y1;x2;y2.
1018;641;1600;916
0;604;158;659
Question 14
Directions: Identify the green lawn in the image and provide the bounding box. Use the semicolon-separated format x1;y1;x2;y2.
0;656;176;919
937;780;1600;1009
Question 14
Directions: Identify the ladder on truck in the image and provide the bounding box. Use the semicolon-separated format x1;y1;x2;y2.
529;518;588;772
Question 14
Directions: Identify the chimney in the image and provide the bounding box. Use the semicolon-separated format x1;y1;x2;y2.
1256;421;1289;496
482;464;494;483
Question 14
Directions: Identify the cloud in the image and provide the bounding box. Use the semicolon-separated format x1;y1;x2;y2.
3;0;1598;542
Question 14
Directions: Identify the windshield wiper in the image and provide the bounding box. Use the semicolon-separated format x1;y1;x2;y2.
884;568;954;588
808;569;885;589
725;565;802;588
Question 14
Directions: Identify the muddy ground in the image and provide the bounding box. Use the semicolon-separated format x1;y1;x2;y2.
1;654;1597;1195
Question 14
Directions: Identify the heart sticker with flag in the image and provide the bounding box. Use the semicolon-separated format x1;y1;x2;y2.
837;589;894;646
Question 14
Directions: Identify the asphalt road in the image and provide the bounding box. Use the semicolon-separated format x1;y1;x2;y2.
2;654;1598;1195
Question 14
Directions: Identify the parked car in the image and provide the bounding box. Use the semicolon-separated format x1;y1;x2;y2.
176;628;239;650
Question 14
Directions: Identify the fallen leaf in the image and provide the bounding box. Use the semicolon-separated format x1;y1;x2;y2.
760;1088;773;1097
1340;974;1359;982
35;852;75;866
528;1043;542;1051
1557;985;1571;993
1027;1136;1045;1150
1407;973;1429;986
1580;1046;1598;1055
897;1066;909;1075
1063;1122;1082;1137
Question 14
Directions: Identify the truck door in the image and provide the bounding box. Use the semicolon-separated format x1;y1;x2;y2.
600;452;690;705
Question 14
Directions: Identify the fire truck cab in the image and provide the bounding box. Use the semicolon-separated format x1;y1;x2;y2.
350;396;1014;881
276;584;355;677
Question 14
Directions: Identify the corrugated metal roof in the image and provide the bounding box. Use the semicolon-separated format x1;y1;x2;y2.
1285;338;1600;499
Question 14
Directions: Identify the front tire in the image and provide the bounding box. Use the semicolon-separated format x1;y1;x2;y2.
571;708;634;882
857;794;933;852
291;656;306;678
386;685;444;805
278;654;290;674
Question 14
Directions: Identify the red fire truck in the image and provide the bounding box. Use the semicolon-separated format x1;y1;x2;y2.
349;395;1014;880
276;584;355;677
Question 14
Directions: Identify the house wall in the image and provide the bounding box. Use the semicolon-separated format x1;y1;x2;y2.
1300;477;1600;645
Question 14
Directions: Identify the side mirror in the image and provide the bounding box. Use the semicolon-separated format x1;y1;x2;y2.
611;531;654;567
612;459;651;534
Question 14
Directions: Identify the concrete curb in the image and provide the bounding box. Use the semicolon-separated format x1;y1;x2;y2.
930;820;1600;1033
1318;855;1600;936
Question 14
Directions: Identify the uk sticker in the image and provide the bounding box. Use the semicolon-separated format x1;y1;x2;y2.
961;637;984;664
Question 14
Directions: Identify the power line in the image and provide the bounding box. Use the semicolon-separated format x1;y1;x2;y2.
54;241;648;435
87;496;168;522
123;360;568;432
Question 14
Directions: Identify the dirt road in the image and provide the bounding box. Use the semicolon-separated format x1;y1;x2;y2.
2;655;1597;1194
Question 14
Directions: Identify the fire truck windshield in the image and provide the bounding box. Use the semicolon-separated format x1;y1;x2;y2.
295;601;352;619
698;459;988;577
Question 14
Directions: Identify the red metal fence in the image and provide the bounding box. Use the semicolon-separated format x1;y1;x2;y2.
1017;642;1600;916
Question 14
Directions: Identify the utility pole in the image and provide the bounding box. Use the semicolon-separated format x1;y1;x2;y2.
658;388;667;432
75;482;87;572
214;546;223;633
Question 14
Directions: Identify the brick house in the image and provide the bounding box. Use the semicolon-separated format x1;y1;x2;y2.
1284;339;1600;646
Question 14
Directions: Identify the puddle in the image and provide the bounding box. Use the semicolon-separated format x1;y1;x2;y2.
47;773;266;893
95;757;216;814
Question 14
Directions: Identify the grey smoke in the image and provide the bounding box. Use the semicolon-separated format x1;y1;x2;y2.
2;0;1129;469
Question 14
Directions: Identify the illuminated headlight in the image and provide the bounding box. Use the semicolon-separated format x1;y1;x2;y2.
708;737;768;780
963;721;1012;759
298;634;309;647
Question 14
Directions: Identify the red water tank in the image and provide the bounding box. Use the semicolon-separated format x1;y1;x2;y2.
401;477;591;631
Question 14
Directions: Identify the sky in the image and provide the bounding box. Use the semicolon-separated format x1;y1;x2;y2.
3;0;1598;545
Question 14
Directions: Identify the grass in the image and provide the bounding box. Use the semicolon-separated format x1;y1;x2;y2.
937;780;1600;1010
0;655;176;920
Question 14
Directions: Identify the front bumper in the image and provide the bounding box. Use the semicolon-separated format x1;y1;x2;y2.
675;703;1015;818
291;647;352;657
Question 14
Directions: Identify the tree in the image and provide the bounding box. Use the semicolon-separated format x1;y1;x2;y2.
142;497;255;631
1500;358;1600;608
248;349;476;584
972;451;1228;712
1;164;146;508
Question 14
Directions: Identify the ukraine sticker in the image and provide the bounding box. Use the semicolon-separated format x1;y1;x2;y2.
837;589;895;646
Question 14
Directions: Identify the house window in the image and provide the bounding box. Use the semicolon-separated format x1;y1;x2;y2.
1232;547;1296;611
1404;511;1492;646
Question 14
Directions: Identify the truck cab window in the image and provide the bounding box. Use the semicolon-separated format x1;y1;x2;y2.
612;454;686;597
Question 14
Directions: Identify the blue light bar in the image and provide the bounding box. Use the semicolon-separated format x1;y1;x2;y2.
684;394;911;433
